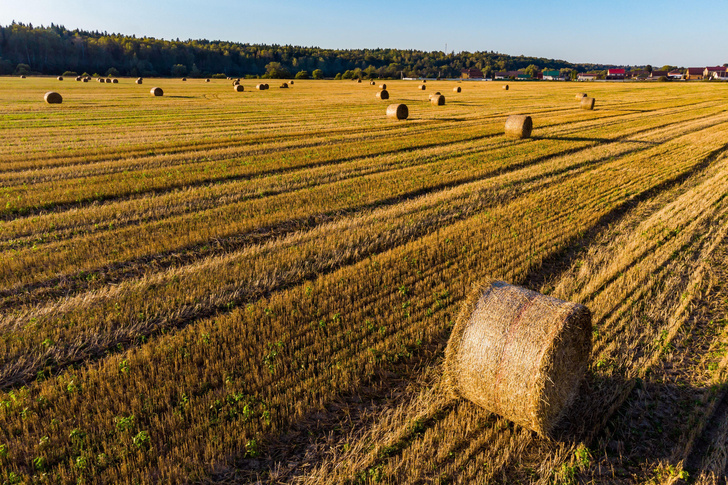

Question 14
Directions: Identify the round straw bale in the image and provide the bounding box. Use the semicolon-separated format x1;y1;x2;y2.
379;83;387;89
386;103;408;120
444;280;592;437
376;89;389;100
357;79;362;83
105;78;111;83
575;93;587;100
136;78;143;84
44;91;62;104
20;75;26;79
504;115;533;139
150;87;163;96
112;79;118;83
280;83;288;88
430;94;445;106
289;80;294;84
422;80;426;83
57;76;63;81
370;81;376;85
182;77;186;81
453;86;461;93
82;77;89;82
256;83;265;90
206;78;210;82
98;78;104;83
418;84;426;90
263;83;269;89
503;84;509;90
234;84;244;92
75;76;81;81
581;97;595;110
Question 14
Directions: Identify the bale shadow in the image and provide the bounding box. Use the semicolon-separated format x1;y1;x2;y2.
531;135;658;145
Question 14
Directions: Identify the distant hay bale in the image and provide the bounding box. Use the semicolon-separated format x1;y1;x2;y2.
234;84;244;92
206;78;210;82
581;97;595;110
44;91;62;104
182;77;187;81
503;84;509;90
75;76;81;81
105;78;111;83
379;83;387;89
430;94;445;106
422;80;426;83
150;87;163;96
453;86;461;92
575;93;587;100
263;83;269;89
256;83;265;90
20;75;26;79
112;79;118;83
386;103;408;120
419;84;426;90
280;83;289;88
57;76;63;81
82;78;89;82
136;78;143;84
505;115;533;139
370;81;376;85
444;280;592;437
289;80;294;84
357;79;362;83
98;78;104;83
376;89;389;100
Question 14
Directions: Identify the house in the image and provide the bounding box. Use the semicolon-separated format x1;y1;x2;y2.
542;69;561;81
494;71;508;80
461;68;484;79
496;70;530;80
667;70;684;80
649;70;668;79
704;66;727;79
606;68;626;80
577;73;598;81
685;68;704;80
628;70;649;79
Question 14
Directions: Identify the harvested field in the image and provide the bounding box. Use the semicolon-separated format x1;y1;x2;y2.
1;78;728;484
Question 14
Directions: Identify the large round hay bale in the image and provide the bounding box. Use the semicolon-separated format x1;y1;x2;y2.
20;75;26;79
97;78;104;83
376;89;389;100
581;97;595;110
280;83;289;88
182;77;187;81
206;78;210;82
357;79;362;83
379;83;387;89
136;78;143;84
150;87;163;96
430;94;445;106
505;115;533;139
422;80;426;83
503;84;509;90
370;81;376;85
44;91;63;104
234;84;244;92
105;78;111;83
112;79;118;83
444;280;592;437
453;86;461;93
57;76;63;81
289;80;294;84
75;76;81;81
256;83;265;90
386;103;408;120
575;93;587;100
418;84;426;90
263;83;269;89
82;77;89;82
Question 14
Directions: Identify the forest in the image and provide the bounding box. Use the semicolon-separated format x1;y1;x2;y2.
0;22;619;79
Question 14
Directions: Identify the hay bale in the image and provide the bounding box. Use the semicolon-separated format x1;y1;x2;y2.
256;83;265;90
112;79;118;83
105;78;111;83
263;83;269;89
44;91;62;104
376;89;389;100
57;76;63;81
20;75;26;79
575;93;587;100
75;76;81;81
280;83;289;88
581;97;595;110
430;94;445;106
503;84;509;90
422;80;426;83
386;103;408;120
444;280;591;437
136;78;143;84
206;78;210;82
357;79;362;83
453;86;461;93
379;83;387;89
419;84;426;90
150;87;163;96
234;84;244;92
505;115;533;139
289;80;294;84
98;78;104;83
82;78;89;83
370;81;376;85
182;77;187;81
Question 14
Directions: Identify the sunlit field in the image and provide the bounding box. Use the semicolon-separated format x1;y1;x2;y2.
1;77;728;484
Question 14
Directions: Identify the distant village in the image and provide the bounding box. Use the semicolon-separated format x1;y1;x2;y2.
460;66;728;81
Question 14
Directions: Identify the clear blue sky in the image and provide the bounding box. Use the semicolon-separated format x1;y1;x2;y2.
1;0;726;67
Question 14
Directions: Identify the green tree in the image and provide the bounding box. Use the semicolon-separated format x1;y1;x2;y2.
294;70;309;79
264;62;290;79
171;64;187;77
312;69;324;79
524;64;540;79
15;63;31;75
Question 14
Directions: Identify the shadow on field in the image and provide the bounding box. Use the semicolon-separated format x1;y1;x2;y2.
532;135;658;145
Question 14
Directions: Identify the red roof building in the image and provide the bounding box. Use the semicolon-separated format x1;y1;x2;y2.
606;68;626;80
686;67;704;80
461;68;484;79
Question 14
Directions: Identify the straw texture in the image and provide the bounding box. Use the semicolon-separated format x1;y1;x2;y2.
444;280;591;437
150;87;163;96
430;94;445;106
575;93;587;100
386;104;408;120
44;92;62;104
581;97;595;110
503;85;509;90
376;89;389;100
505;115;533;139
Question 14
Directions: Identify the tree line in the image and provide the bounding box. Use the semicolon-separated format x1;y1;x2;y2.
0;22;620;79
